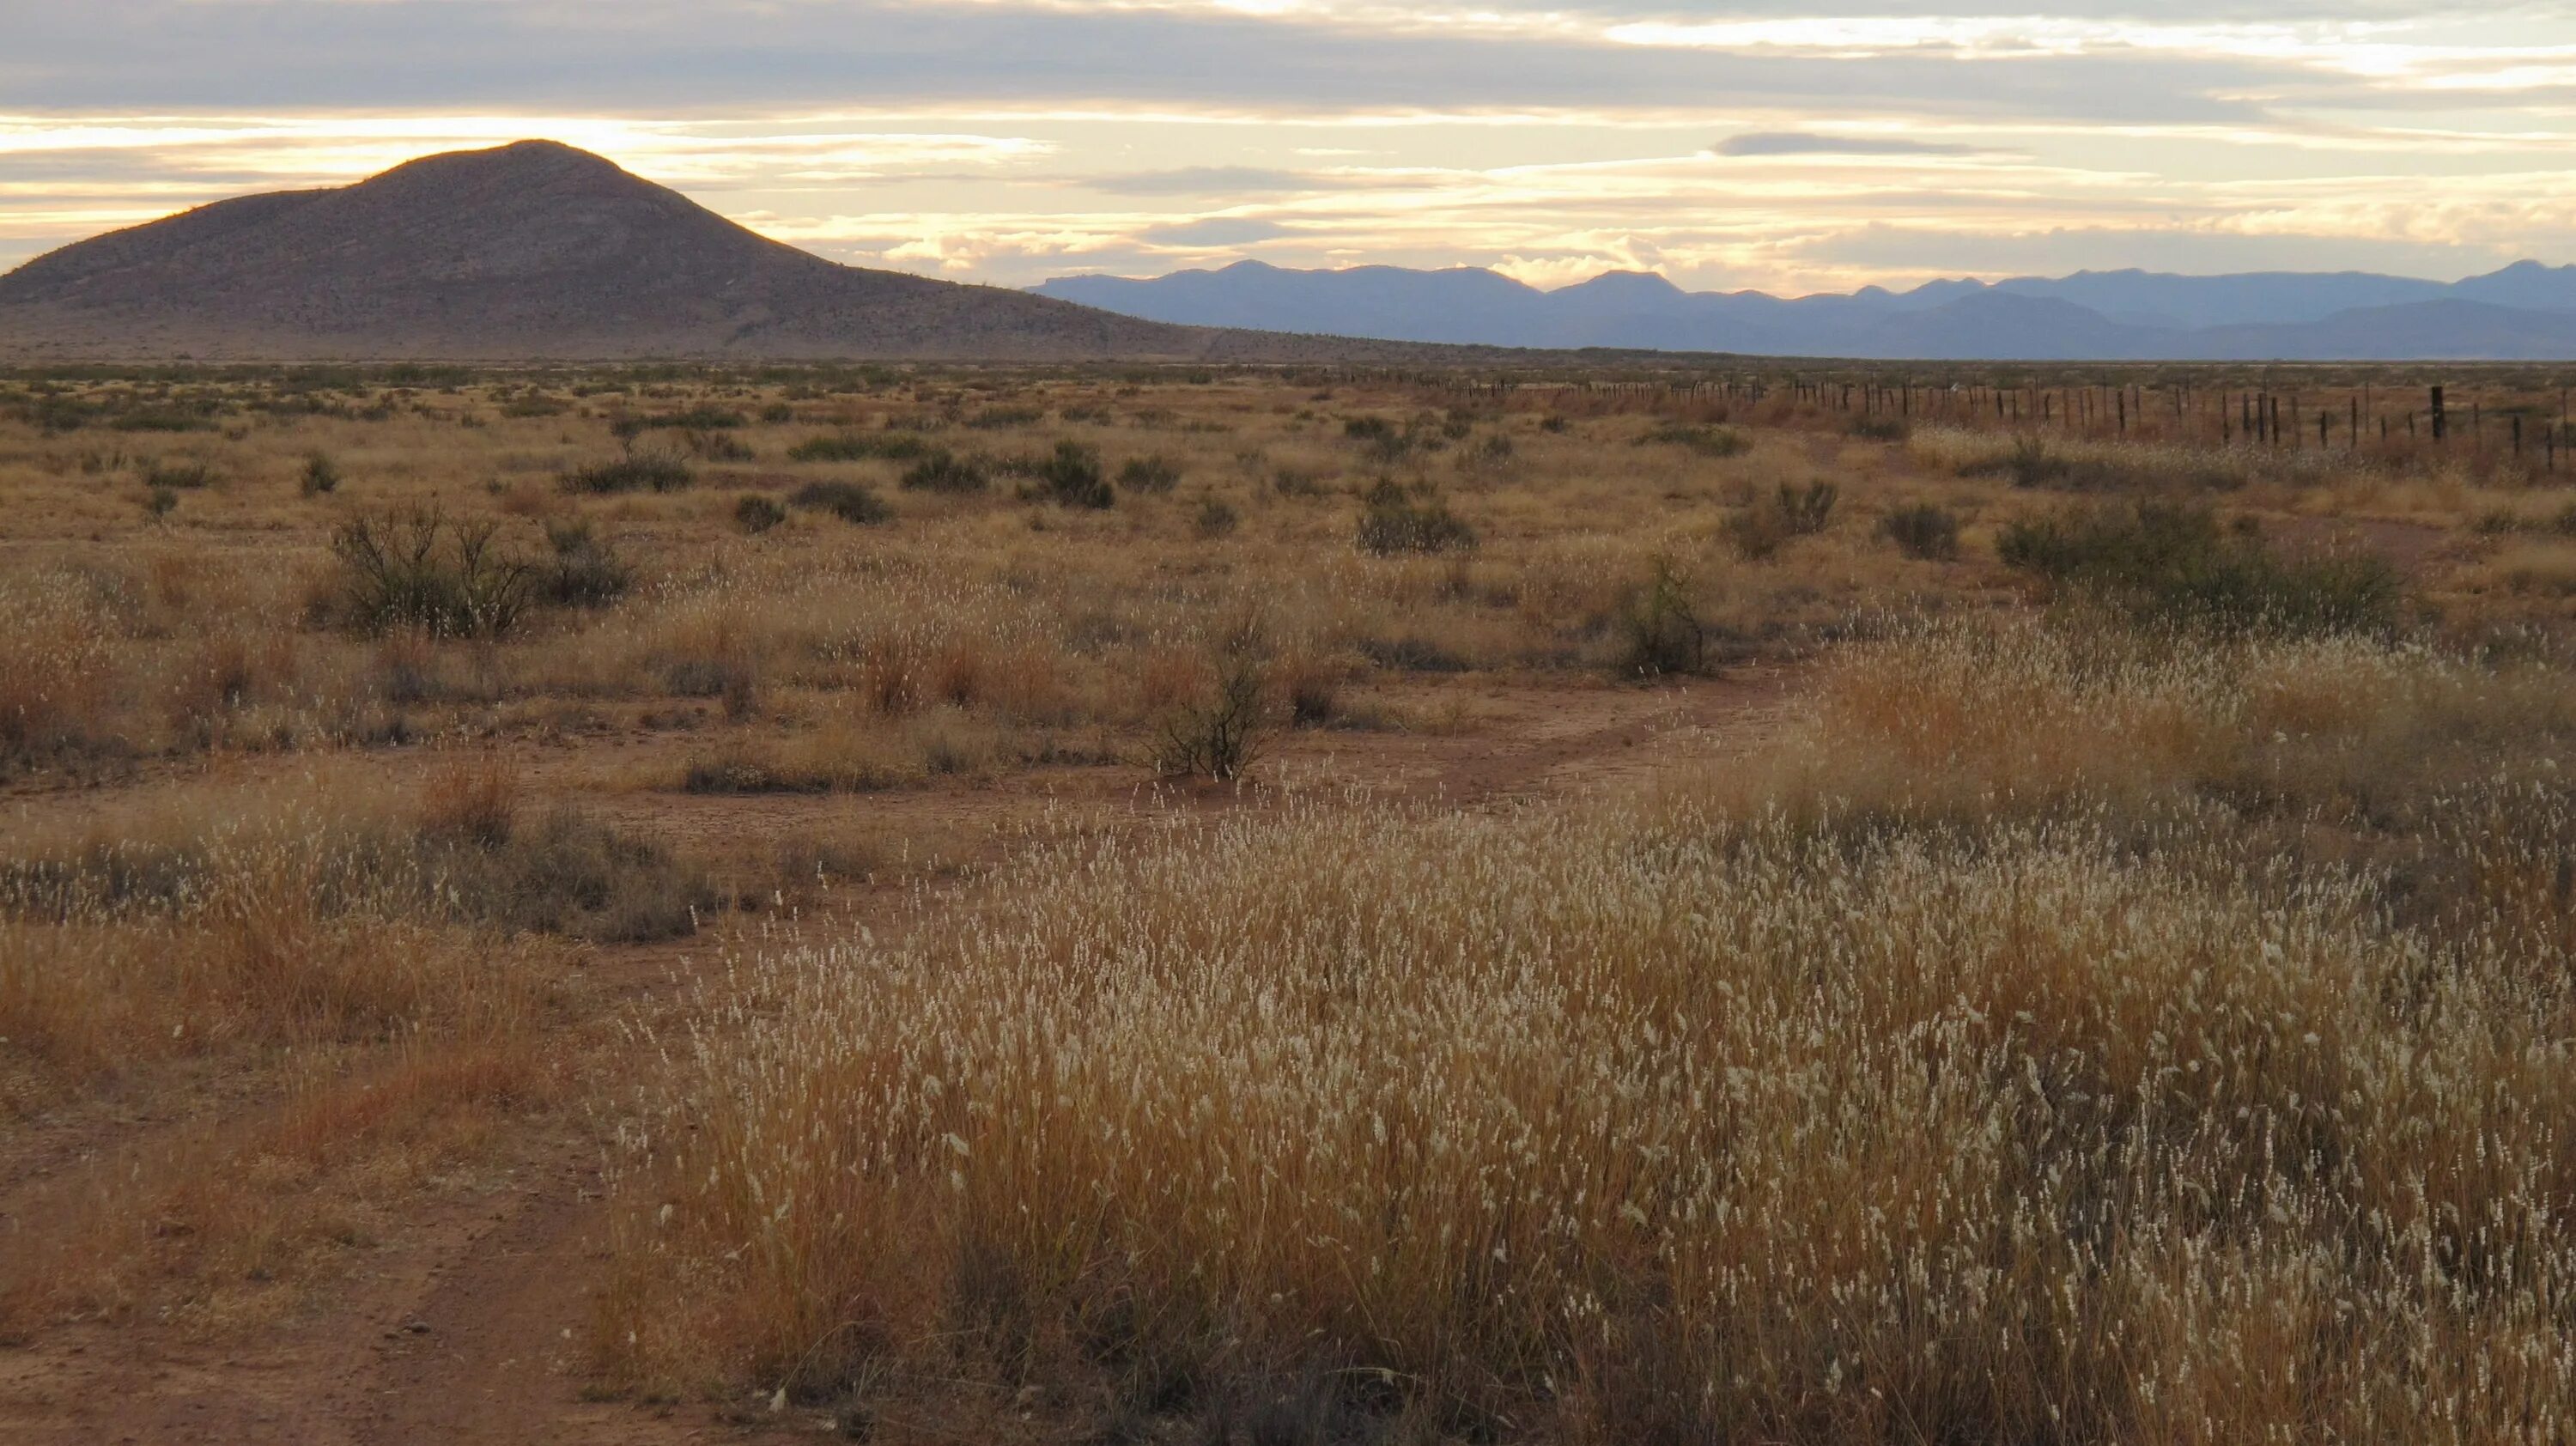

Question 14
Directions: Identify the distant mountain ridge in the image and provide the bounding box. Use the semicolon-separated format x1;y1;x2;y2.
1035;258;2576;360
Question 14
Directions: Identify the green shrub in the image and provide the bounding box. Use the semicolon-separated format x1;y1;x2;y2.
300;452;342;495
1616;559;1705;677
735;494;787;534
564;447;693;494
1038;440;1112;508
143;458;214;489
1639;423;1748;458
899;450;990;494
790;479;890;525
788;430;932;464
1999;501;2403;636
1118;454;1183;494
535;520;635;607
1880;503;1961;561
1355;479;1475;556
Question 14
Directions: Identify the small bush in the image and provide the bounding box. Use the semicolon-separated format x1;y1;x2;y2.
965;405;1043;429
790;479;890;525
1850;416;1910;442
1640;423;1748;458
1118;454;1183;494
330;507;533;639
735;494;787;534
534;520;634;608
1880;503;1962;561
1999;501;2403;636
142;485;178;522
1777;480;1837;536
1152;652;1267;781
300;452;342;495
899;450;990;494
1616;558;1705;677
788;431;931;464
1195;495;1241;538
143;458;215;490
682;428;754;462
1038;440;1112;508
564;447;693;494
758;401;796;424
1345;416;1416;463
1355;479;1475;556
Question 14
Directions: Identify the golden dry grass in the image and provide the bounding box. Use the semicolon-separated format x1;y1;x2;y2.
4;361;2575;1438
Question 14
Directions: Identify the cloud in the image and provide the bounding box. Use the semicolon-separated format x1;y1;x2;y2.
1085;167;1331;196
1716;132;1978;157
1139;216;1296;246
0;2;2312;126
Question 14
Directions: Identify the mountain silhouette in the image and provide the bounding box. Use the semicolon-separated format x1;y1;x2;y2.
1036;258;2576;361
0;142;1262;361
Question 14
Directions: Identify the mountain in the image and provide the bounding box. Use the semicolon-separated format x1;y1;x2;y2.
1036;258;2576;361
0;142;1330;362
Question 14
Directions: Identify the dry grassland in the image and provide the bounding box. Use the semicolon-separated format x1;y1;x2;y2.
0;361;2570;1443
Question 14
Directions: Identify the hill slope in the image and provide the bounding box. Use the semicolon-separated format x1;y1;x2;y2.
0;142;1236;362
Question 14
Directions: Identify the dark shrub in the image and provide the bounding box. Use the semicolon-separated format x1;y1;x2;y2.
535;520;634;607
900;450;990;494
1776;480;1838;536
1118;454;1183;494
330;507;533;638
1039;440;1112;508
2000;501;2403;636
1880;503;1962;561
300;452;342;495
791;479;891;525
1639;423;1748;458
788;430;933;463
143;458;215;489
1355;479;1475;556
1617;559;1705;677
735;494;787;534
1195;495;1240;538
564;447;694;494
1151;652;1268;781
1345;416;1413;463
1357;635;1469;672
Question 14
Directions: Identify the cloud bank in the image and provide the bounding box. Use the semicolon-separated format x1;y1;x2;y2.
6;1;2576;292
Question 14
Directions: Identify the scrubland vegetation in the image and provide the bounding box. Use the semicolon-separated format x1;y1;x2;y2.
3;360;2573;1440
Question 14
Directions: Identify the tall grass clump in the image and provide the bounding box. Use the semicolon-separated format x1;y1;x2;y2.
602;782;2576;1442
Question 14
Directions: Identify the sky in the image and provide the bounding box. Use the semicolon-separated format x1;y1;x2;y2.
6;1;2576;296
